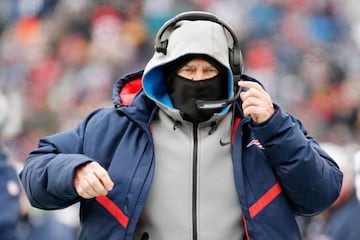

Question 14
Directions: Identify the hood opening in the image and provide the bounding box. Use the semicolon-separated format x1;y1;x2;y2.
112;70;144;107
143;61;233;115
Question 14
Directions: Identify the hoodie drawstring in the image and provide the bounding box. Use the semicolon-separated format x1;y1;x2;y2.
173;121;217;135
173;121;182;131
208;122;217;135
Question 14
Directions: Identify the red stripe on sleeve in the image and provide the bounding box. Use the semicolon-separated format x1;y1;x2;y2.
96;195;129;228
249;182;282;218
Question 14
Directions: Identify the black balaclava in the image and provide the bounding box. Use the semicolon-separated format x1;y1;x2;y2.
164;55;228;122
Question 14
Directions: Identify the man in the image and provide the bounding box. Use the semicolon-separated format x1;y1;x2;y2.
19;11;342;240
303;143;360;240
0;91;21;240
0;145;21;240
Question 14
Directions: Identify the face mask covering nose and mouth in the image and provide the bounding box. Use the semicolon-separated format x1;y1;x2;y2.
167;74;228;122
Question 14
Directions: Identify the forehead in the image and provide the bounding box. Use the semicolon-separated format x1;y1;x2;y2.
181;58;216;67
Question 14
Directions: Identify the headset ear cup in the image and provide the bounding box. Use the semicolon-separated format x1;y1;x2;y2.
229;48;243;76
238;50;244;75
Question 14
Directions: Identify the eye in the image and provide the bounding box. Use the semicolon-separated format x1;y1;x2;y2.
178;66;196;74
205;67;218;74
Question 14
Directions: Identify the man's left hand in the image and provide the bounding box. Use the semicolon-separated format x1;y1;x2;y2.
238;81;275;124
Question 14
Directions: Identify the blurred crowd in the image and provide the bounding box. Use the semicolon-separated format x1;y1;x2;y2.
1;0;360;162
1;0;360;239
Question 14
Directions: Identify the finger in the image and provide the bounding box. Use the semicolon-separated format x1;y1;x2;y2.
238;81;270;104
86;162;114;191
240;87;272;106
243;105;267;116
85;172;109;196
239;86;262;100
238;81;263;91
73;162;112;198
93;167;114;191
74;165;95;198
74;179;98;199
242;100;274;123
80;187;97;199
242;96;262;116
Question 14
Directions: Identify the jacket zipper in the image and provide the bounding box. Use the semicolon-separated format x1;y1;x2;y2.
192;123;198;240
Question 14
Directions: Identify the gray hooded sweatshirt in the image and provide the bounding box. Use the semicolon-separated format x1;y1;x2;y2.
135;19;243;240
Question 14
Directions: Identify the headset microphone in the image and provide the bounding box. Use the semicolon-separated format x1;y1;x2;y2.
196;76;249;110
196;87;241;109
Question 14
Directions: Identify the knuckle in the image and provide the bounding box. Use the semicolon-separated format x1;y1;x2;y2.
88;161;99;170
97;171;108;179
88;178;99;187
76;187;86;197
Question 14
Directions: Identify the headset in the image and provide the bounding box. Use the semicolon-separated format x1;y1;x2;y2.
154;11;245;109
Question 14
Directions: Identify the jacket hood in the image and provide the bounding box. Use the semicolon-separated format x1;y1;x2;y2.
142;20;234;113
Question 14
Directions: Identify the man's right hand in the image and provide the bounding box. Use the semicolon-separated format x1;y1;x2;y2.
73;161;114;199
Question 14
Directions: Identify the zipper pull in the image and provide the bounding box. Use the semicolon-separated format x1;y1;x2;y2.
141;232;149;240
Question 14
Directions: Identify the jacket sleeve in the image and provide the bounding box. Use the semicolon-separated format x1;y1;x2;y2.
250;107;343;216
19;109;104;210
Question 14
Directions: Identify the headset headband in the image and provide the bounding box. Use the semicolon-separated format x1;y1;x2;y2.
154;11;243;76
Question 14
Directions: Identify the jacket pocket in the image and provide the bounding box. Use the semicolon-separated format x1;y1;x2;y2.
96;195;129;228
249;182;282;218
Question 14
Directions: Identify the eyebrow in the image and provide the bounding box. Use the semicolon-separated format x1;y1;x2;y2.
180;63;217;69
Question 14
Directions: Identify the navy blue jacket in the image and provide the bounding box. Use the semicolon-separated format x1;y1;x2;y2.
0;148;21;240
20;71;342;239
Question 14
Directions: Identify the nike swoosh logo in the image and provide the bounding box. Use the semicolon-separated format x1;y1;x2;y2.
220;138;231;146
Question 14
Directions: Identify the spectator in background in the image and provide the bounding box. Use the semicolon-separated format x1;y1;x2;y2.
0;91;21;240
0;90;79;240
353;150;360;201
17;191;79;240
303;143;360;240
